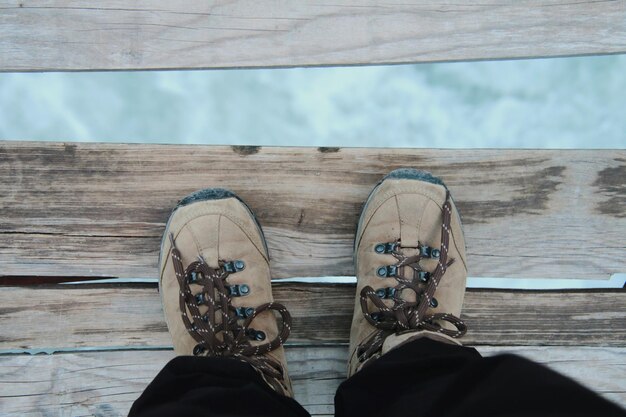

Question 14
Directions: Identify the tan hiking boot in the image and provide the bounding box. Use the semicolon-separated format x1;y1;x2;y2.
158;188;293;397
348;169;468;376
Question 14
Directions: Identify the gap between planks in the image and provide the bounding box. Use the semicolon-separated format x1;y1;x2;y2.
0;346;624;416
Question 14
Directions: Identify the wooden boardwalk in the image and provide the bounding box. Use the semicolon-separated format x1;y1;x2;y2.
2;346;625;416
1;1;625;415
2;144;624;281
1;143;624;415
1;0;626;71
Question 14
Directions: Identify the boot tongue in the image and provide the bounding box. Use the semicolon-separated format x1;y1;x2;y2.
381;330;463;355
394;246;420;303
396;193;429;247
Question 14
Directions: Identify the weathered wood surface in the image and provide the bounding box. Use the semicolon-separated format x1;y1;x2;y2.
1;346;624;416
1;285;624;351
1;0;625;72
1;142;624;280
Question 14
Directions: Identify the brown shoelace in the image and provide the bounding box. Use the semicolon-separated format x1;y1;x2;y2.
169;234;292;393
357;191;467;367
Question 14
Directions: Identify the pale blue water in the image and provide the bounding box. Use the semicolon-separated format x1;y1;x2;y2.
0;55;624;148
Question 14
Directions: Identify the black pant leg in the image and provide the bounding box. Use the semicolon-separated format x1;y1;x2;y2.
129;356;310;417
335;338;625;417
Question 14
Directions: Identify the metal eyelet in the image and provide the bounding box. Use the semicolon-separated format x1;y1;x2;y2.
246;329;266;341
374;287;397;299
376;265;398;278
420;245;441;259
374;242;398;254
370;312;383;321
417;271;430;283
188;270;203;284
195;293;206;305
193;344;206;355
430;297;438;308
227;284;250;297
223;260;246;273
235;307;255;318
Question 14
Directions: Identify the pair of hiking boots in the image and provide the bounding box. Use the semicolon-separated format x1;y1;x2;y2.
158;168;468;397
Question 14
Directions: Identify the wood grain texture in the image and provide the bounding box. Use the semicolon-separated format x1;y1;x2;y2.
1;284;624;350
1;346;624;416
1;0;625;71
1;142;625;280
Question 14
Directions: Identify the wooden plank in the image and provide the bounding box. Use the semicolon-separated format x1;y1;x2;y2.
0;346;624;416
1;0;625;72
1;285;624;350
1;142;624;280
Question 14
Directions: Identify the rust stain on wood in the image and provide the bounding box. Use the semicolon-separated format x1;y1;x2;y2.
231;145;261;156
64;143;77;157
593;159;625;218
318;147;340;153
40;144;80;166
